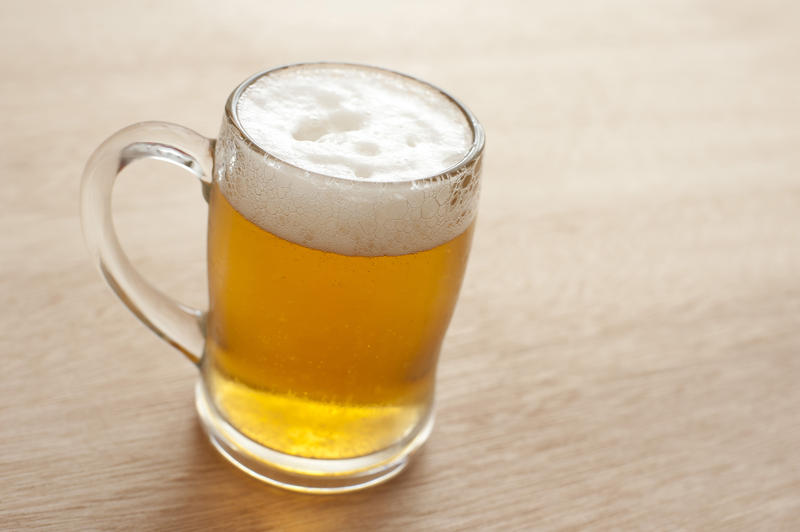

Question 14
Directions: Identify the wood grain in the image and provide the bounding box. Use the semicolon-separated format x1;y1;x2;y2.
2;0;800;530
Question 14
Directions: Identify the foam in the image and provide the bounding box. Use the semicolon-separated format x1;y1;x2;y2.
236;64;472;181
215;63;482;256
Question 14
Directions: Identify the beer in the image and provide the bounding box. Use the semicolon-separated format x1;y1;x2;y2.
205;186;474;458
201;64;480;459
81;61;483;490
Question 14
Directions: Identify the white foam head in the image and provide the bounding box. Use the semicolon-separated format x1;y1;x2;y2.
236;64;472;181
216;63;483;256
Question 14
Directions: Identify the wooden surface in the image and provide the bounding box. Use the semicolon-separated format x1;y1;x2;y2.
2;1;800;530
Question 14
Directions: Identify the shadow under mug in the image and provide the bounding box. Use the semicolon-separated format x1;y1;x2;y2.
81;62;484;493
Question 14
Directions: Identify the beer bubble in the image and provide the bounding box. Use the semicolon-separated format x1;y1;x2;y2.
219;63;481;256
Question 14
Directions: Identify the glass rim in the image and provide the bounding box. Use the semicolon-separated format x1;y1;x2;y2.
224;61;485;187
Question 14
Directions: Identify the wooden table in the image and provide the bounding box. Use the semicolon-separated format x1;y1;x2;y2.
3;1;800;529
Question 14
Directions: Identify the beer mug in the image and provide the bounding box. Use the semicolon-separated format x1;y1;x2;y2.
81;63;484;493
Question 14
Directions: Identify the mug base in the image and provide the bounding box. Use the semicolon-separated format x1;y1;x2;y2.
194;380;433;494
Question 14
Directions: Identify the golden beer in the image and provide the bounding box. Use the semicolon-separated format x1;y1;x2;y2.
203;183;474;458
83;61;484;491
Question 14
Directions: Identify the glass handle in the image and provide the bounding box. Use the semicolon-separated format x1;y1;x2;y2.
80;121;215;365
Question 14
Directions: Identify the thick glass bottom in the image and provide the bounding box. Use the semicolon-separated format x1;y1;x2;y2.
194;380;434;494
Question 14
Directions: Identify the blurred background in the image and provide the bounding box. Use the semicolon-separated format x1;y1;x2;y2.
2;0;799;529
